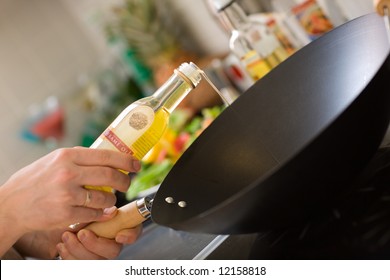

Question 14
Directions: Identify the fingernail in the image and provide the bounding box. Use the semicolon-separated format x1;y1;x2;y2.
103;206;117;215
62;232;70;243
132;160;141;172
56;243;64;255
116;235;128;244
77;230;87;242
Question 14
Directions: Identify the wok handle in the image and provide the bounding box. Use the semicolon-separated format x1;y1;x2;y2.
374;0;390;16
84;197;152;239
375;0;390;16
374;0;390;42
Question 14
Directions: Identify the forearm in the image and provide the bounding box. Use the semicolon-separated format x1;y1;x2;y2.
0;187;24;258
0;224;22;258
13;230;61;259
0;174;61;259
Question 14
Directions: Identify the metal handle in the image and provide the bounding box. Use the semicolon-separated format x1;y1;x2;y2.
84;197;152;239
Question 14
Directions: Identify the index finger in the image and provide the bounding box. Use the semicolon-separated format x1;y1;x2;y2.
71;147;141;173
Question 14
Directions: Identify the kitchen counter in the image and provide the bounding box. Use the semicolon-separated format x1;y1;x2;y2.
117;220;257;260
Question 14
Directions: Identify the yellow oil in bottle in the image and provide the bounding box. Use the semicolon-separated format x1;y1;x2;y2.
242;50;272;81
83;62;202;194
84;108;169;192
128;108;169;160
264;53;279;69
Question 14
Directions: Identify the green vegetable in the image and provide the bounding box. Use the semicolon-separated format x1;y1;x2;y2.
126;159;173;200
184;116;202;134
125;105;225;201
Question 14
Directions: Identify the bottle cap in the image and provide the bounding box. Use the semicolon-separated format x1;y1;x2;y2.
177;62;202;88
210;0;235;12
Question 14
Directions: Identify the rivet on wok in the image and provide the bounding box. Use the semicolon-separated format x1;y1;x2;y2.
165;197;175;204
178;201;187;208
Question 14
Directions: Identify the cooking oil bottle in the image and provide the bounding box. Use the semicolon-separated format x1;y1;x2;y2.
86;62;202;193
211;0;290;82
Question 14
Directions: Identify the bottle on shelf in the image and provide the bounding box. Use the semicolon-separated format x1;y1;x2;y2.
211;0;290;82
271;0;337;43
86;62;202;193
265;17;298;56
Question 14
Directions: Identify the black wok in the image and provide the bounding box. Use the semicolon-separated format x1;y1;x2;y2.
151;13;390;234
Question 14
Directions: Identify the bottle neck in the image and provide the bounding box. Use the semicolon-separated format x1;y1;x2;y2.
151;70;195;114
219;2;250;31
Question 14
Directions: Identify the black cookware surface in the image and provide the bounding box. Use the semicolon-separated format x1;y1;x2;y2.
152;13;390;234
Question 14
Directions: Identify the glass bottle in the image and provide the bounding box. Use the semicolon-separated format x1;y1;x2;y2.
212;0;289;82
86;62;202;192
271;0;336;42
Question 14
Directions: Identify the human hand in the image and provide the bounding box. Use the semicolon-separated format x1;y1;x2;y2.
56;207;143;259
0;147;141;239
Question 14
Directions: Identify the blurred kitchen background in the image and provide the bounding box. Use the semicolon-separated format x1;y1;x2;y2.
0;0;376;196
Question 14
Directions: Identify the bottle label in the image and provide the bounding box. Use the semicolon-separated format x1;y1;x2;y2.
242;50;271;81
129;111;149;130
93;105;155;156
103;129;133;155
292;0;333;40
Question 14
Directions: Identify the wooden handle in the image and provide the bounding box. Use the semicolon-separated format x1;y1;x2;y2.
85;198;151;239
374;0;390;16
